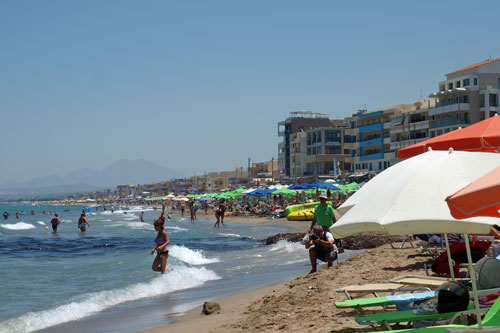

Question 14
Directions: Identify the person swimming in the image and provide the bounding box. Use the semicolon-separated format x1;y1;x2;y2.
78;214;89;232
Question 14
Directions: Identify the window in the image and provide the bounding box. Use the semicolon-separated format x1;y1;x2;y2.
456;81;461;88
463;78;470;86
448;82;453;89
474;78;478;85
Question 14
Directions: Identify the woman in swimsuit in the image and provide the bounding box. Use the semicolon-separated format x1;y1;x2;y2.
151;204;170;274
78;214;89;232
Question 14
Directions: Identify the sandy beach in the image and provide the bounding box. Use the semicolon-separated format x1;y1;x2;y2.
142;212;430;333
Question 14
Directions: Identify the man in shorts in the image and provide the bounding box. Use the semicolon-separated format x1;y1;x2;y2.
304;224;338;274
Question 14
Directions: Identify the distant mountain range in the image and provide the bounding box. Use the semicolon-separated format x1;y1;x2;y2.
0;159;185;198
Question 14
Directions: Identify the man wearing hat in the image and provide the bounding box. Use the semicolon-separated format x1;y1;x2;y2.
309;193;336;233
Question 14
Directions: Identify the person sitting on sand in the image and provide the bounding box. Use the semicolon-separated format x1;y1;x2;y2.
151;204;170;274
78;214;89;232
304;225;338;274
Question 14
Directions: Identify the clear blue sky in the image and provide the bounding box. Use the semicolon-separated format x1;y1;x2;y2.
1;0;499;182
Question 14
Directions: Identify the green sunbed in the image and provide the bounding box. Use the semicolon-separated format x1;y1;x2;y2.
355;303;475;330
367;296;500;332
336;296;392;309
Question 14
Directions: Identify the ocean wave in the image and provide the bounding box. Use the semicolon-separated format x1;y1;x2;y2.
164;226;188;232
36;221;46;225
268;240;306;254
169;245;220;265
0;222;36;230
219;233;242;238
0;266;220;333
126;222;152;230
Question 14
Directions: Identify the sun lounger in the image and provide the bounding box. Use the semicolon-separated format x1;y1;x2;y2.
336;287;500;311
335;290;433;314
390;275;470;288
371;295;500;332
355;303;476;330
336;283;430;300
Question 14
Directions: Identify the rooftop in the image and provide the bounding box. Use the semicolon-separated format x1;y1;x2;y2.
446;58;500;76
289;111;330;119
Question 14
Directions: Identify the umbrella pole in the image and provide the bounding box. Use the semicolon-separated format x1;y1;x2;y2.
443;233;455;280
463;233;482;329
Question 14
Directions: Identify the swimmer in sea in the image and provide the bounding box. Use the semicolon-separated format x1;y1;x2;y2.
151;203;170;274
78;213;89;232
50;213;60;232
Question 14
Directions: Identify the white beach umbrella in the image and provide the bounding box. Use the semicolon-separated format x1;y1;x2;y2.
331;149;500;329
332;150;500;237
324;179;336;183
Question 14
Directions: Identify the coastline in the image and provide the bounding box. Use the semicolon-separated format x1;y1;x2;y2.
141;213;430;333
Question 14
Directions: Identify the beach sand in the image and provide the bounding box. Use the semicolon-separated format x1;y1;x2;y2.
142;212;432;333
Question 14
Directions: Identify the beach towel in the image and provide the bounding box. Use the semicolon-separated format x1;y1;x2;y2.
387;291;435;311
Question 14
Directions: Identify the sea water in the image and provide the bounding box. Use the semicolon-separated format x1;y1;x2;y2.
0;203;361;333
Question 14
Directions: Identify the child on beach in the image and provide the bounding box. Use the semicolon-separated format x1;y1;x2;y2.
151;204;170;274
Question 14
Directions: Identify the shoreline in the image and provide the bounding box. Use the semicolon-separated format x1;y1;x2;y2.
141;213;429;333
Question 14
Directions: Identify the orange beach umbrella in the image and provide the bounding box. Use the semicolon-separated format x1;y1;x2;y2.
398;115;500;160
446;165;500;219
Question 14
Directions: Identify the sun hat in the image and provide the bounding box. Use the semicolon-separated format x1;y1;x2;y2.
318;194;328;200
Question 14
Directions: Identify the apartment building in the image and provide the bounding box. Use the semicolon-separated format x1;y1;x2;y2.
428;58;500;137
278;111;332;180
390;99;436;152
346;104;412;172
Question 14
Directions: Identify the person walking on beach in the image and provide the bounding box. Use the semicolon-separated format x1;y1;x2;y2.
304;224;338;274
78;214;89;232
309;194;336;233
189;200;195;222
180;201;185;217
214;201;225;227
50;213;60;232
151;204;170;274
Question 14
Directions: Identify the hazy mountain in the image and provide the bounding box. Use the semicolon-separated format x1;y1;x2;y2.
0;159;185;196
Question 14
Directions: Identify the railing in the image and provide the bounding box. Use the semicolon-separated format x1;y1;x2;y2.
429;119;469;129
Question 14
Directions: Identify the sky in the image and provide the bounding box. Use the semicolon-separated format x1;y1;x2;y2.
1;0;500;182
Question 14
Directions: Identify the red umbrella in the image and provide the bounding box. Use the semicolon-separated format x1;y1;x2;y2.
398;115;500;160
446;165;500;219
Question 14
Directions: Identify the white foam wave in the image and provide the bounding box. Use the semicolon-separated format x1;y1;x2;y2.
126;222;152;230
268;240;306;254
61;219;72;223
164;226;187;232
101;219;111;222
219;233;241;238
169;245;220;265
36;221;46;225
0;266;220;333
0;222;35;230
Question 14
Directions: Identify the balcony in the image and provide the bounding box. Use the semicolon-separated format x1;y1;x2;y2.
325;140;341;146
359;137;383;148
429;119;469;129
359;152;384;161
429;103;470;116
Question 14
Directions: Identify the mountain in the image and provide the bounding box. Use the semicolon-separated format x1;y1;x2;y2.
0;159;185;197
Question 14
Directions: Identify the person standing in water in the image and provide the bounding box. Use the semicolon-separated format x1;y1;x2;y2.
140;211;145;222
78;214;89;232
50;213;60;232
151;204;170;274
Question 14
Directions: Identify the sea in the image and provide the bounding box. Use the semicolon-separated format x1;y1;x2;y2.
0;203;361;333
